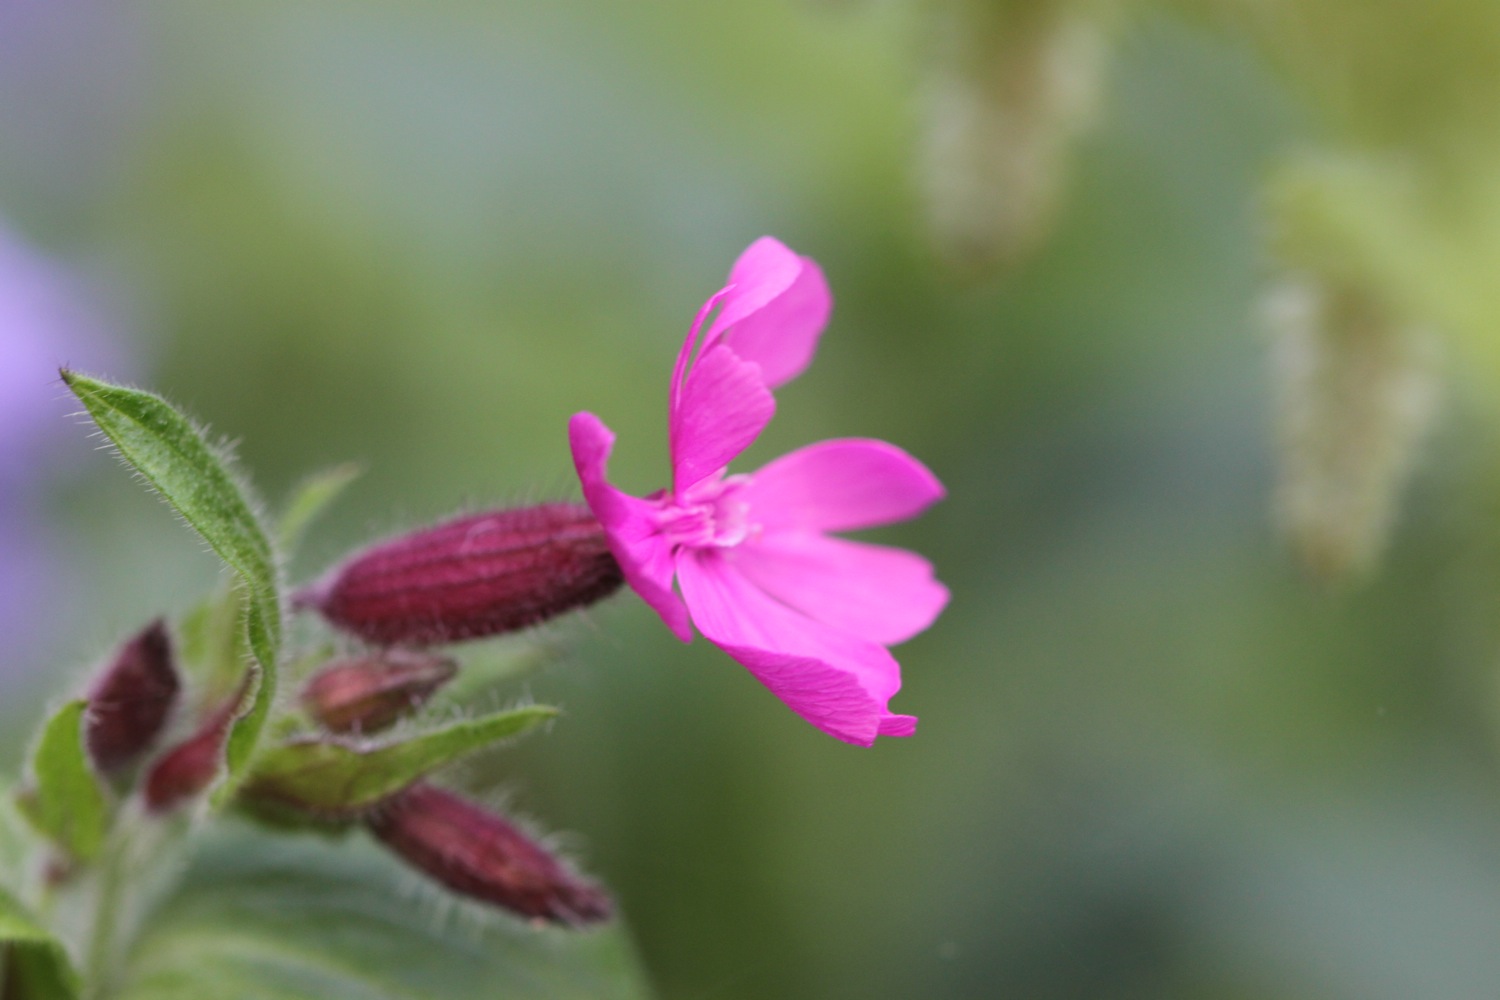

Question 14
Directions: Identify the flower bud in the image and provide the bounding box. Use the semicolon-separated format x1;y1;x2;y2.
367;783;611;926
142;680;246;813
86;619;181;773
302;650;458;734
294;503;623;647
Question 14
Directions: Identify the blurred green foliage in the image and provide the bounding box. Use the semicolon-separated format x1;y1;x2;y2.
10;1;1500;998
117;820;651;1000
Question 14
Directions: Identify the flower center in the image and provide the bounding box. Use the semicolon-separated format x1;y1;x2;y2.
654;474;753;550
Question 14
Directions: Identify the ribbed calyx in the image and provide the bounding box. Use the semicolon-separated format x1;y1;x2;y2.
296;503;623;646
367;783;612;926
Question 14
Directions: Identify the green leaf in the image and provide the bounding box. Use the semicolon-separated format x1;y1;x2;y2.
61;371;282;789
276;463;362;555
116;821;652;1000
16;702;109;864
242;706;558;814
0;886;80;1000
217;668;275;804
0;783;31;897
434;637;558;707
177;587;252;699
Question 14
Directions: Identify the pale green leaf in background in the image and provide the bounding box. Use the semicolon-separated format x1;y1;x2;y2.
276;463;363;556
243;706;558;814
0;885;80;1000
117;821;652;1000
16;702;109;865
433;638;560;706
60;372;283;790
0;782;30;897
176;589;253;702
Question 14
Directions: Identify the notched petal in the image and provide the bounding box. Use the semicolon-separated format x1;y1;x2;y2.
676;552;913;745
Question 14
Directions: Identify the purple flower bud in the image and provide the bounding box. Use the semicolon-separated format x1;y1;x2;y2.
85;618;180;772
295;503;623;647
302;650;458;734
367;783;612;926
142;680;245;813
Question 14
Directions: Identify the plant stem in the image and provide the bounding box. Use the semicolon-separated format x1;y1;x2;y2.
83;832;126;1000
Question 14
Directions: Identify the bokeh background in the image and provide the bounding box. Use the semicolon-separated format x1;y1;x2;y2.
8;2;1500;998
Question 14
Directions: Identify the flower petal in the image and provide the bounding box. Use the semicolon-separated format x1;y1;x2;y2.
710;239;831;389
706;237;804;342
671;343;775;493
677;551;916;746
743;438;945;534
732;533;948;646
569;412;692;641
664;238;825;491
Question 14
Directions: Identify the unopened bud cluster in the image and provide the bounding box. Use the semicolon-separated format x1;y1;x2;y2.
53;502;622;926
284;656;610;925
70;620;235;814
272;502;620;923
81;620;209;808
281;649;612;925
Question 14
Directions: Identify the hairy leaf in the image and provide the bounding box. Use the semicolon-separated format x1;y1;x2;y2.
17;702;109;864
61;372;282;790
0;886;79;1000
116;821;651;1000
243;706;557;814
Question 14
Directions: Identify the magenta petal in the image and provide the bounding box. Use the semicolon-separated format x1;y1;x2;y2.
705;237;804;343
677;551;914;745
718;646;914;747
668;287;728;429
671;343;775;493
732;533;949;646
568;412;692;641
711;244;831;390
879;714;918;737
743;438;945;534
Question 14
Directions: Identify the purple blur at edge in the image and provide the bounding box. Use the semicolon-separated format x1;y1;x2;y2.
0;222;134;679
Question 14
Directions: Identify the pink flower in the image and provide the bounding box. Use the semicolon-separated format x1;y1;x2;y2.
569;237;948;746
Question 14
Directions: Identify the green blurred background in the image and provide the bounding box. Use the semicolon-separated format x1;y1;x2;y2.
8;1;1500;998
